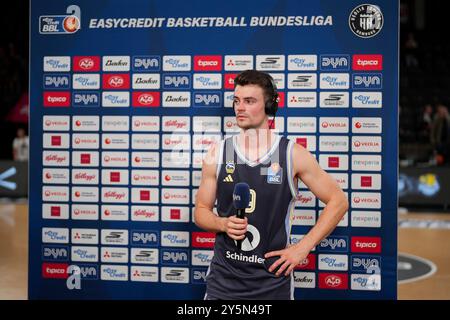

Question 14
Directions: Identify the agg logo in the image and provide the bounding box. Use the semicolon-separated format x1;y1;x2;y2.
320;55;350;71
132;231;159;246
318;236;348;253
73;92;100;107
132;92;160;107
42;246;69;261
319;273;348;289
352;73;382;89
73;56;100;72
102;74;130;89
133;56;161;72
43;74;70;89
349;4;383;38
163;74;191;89
193;92;221;107
161;249;189;265
39;5;81;34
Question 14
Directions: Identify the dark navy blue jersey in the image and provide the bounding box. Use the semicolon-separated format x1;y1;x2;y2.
205;135;298;300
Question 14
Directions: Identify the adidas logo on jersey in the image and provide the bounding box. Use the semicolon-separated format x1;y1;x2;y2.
223;175;233;183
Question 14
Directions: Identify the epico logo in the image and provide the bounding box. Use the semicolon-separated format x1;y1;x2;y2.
349;4;383;38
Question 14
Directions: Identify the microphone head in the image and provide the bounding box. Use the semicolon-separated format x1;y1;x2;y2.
232;182;250;210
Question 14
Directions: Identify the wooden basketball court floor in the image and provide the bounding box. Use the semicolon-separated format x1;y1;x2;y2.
0;203;449;300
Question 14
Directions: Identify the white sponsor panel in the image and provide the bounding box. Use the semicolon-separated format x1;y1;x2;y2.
71;228;99;245
223;91;234;108
131;266;159;282
352;117;382;134
102;56;130;71
72;116;100;131
43;151;70;167
162;55;191;71
288;135;316;152
101;247;129;263
101;229;129;246
131;206;159;222
162;116;190;132
352;136;382;153
71;204;99;220
43;133;70;149
319;117;349;133
287;117;316;133
43;56;70;72
320;73;349;89
131;248;159;264
193;116;221;132
192;152;206;169
162;134;190;151
287;92;316;108
192;250;214;266
101;205;129;221
351;211;381;228
351;274;381;291
293;272;316;288
102;116;129;132
72;169;99;185
268;73;285;89
101;265;128;281
351;174;382;190
132;116;160;132
291;209;316;226
162;92;190;107
72;151;99;167
224;55;253;71
193;73;222;89
256;55;285;71
101;187;129;203
42;203;69;220
330;173;349;190
161;206;190;223
42;186;69;202
102;91;130;107
319;154;349;171
161;231;190;248
352;92;382;108
72;73;100;89
319;92;349;108
271;117;285;133
101;134;129;149
351;192;381;209
318;254;348;271
288;73;317;89
132;152;160;168
161;170;190;186
72;187;99;203
193;134;221;151
43;116;70;131
295;191;316;207
131;188;159;204
72;133;99;149
318;210;348;227
161;188;190;205
161;267;189;283
191;189;198;205
352;155;382;171
132;134;160;150
192;171;202;187
43;168;69;184
42;227;69;243
71;246;99;262
319;136;349;152
132;73;160;89
101;152;129;167
288;55;317;71
131;170;159;186
162;151;190;168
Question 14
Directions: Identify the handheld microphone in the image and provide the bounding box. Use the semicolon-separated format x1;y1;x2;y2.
232;182;250;250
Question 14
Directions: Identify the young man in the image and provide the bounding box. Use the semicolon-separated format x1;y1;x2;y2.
194;70;348;300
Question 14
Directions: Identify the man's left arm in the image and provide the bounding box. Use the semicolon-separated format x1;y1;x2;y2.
265;143;349;276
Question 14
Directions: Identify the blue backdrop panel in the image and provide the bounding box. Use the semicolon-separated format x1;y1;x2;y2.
29;0;398;299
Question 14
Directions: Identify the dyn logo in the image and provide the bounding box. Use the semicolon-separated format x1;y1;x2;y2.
191;268;208;284
320;55;350;71
133;56;161;72
42;245;69;261
352;73;382;89
318;236;349;253
43;74;70;89
193;91;221;107
131;230;159;246
351;256;381;272
161;249;189;265
73;92;100;107
163;74;191;89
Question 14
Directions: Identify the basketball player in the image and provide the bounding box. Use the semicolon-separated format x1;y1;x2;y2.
194;70;348;299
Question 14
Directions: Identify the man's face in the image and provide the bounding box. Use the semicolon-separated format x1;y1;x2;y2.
233;84;267;130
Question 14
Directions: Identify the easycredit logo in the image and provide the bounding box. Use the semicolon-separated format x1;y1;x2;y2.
43;91;70;107
73;56;100;72
351;237;381;253
352;55;383;71
191;232;215;248
194;55;222;71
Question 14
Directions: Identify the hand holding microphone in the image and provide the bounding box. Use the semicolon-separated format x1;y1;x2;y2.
232;182;250;250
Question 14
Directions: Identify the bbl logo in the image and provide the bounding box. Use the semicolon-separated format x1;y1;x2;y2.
349;4;383;38
39;5;81;34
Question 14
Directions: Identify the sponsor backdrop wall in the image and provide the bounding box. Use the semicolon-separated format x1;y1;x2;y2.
29;0;398;299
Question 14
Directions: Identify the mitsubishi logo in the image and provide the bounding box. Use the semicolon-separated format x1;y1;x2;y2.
0;167;17;191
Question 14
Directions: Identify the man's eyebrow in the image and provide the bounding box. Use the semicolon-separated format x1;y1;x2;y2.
233;96;257;100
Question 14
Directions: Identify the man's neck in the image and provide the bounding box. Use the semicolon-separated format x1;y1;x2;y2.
237;128;276;162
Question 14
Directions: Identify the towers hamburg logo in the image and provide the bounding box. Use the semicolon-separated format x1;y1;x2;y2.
40;5;81;34
349;4;383;38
